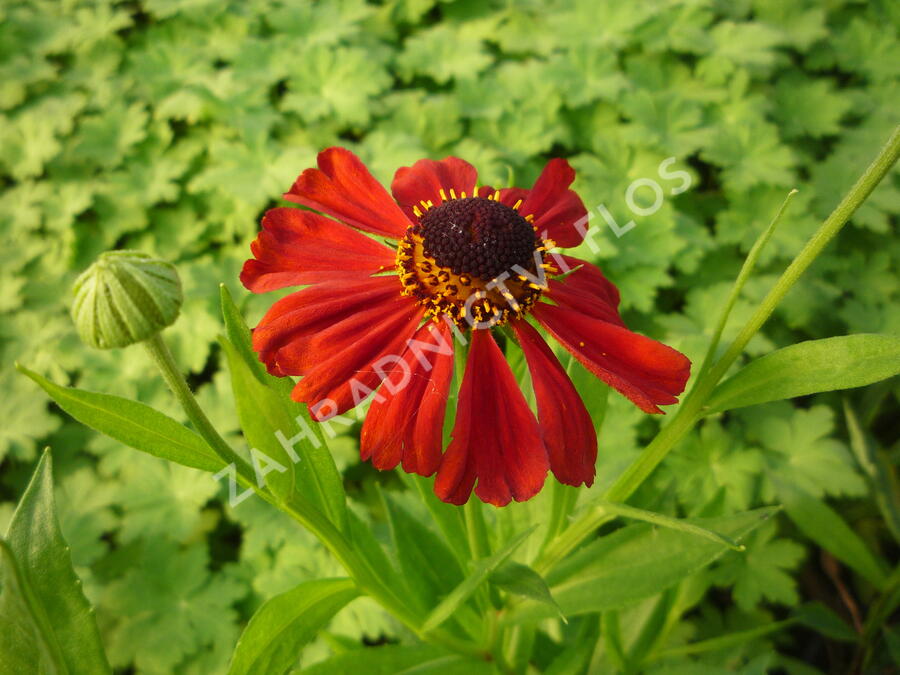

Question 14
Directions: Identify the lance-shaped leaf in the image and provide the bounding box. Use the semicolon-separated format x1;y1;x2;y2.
218;288;347;533
508;508;777;623
489;562;564;620
18;365;222;473
706;334;900;413
773;477;888;589
1;450;111;674
228;578;358;675
301;644;497;674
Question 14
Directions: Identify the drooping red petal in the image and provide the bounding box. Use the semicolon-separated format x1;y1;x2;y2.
360;321;454;476
533;303;691;414
512;320;596;487
391;157;478;221
544;254;625;326
291;296;426;420
435;329;549;506
285;147;411;239
518;159;588;248
252;276;402;376
240;207;396;292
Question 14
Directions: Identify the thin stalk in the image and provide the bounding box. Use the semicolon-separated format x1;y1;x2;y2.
692;189;798;386
144;333;258;487
464;498;494;634
533;124;900;576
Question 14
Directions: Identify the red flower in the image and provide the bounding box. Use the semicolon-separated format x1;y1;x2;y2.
241;148;690;506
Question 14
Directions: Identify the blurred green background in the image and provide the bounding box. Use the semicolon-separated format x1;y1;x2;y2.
1;0;898;673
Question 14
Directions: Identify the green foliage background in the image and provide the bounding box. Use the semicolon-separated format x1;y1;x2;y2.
1;0;897;672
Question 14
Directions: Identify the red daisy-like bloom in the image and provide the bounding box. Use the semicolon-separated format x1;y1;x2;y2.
241;148;691;506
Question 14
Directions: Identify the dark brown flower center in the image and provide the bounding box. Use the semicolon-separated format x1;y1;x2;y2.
396;195;551;328
416;197;538;282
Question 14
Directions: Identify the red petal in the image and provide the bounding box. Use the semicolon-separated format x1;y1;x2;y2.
545;255;624;326
240;207;396;292
360;321;454;477
285;147;411;239
498;187;530;207
519;159;588;248
475;185;530;208
252;276;402;376
291;297;425;419
512;320;596;487
533;304;691;414
391;157;478;221
434;329;549;506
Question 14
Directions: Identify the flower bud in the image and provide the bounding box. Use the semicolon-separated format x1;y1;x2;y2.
71;251;183;349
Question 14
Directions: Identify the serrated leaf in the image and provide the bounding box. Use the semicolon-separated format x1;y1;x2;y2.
711;520;804;610
748;405;867;499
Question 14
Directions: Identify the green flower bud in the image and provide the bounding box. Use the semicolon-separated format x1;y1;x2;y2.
71;250;183;349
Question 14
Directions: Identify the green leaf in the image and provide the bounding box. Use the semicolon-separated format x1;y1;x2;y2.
509;508;777;622
544;615;599;675
844;400;900;544
17;365;222;473
596;500;746;551
396;24;493;85
380;490;464;613
489;562;563;620
711;520;804;610
422;527;536;633
746;404;866;499
772;477;888;589
102;540;243;673
2;450;111;674
0;538;66;673
301;643;496;675
795;603;857;643
219;285;278;389
707;335;900;413
344;510;408;603
228;578;357;675
217;305;347;533
403;473;470;568
773;73;852;139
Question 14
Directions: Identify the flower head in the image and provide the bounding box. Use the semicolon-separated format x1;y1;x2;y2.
241;148;690;506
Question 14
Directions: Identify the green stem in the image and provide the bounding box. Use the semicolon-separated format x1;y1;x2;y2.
465;500;489;560
533;124;900;576
464;499;495;637
144;333;258;487
692;189;798;386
